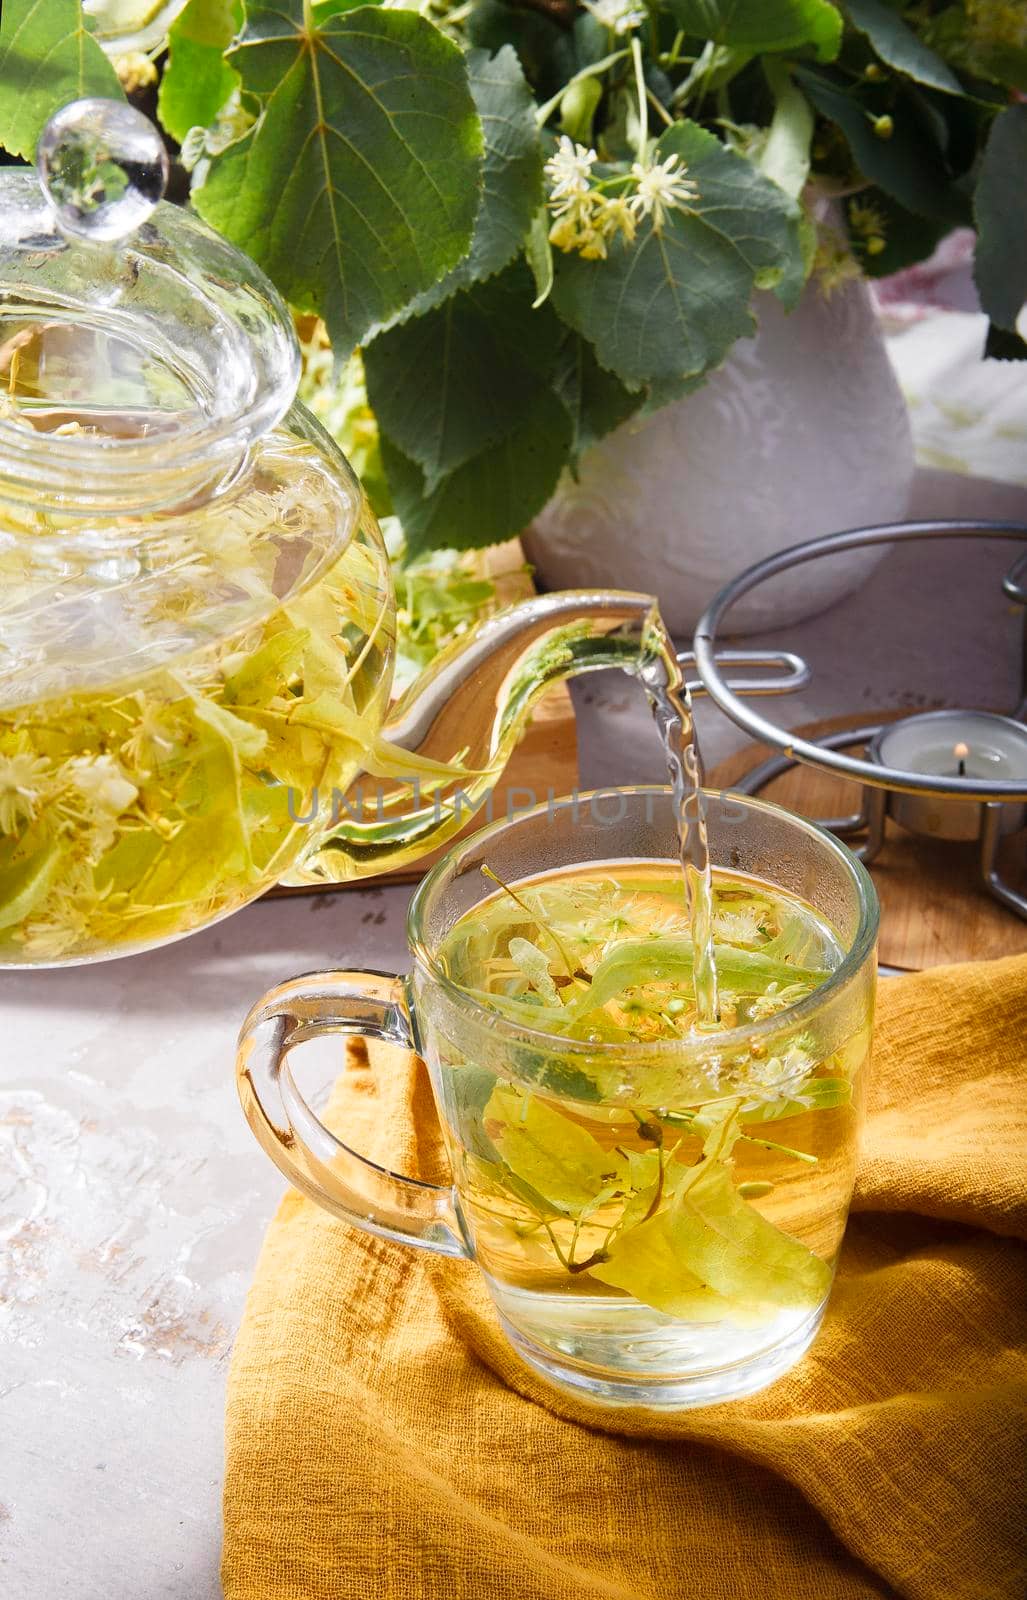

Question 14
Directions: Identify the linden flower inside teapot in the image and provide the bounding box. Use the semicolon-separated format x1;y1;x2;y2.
0;101;667;966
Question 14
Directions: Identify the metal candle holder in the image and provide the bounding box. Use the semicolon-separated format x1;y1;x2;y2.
692;520;1027;920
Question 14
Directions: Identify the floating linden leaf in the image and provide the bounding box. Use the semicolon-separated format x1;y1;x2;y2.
484;1082;626;1215
590;1210;738;1322
508;937;562;1005
0;841;60;932
665;1155;832;1311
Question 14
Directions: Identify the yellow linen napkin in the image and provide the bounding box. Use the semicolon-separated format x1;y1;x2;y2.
223;955;1027;1600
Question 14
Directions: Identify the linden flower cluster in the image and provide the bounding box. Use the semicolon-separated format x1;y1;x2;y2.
749;980;815;1022
544;137;700;260
0;750;51;835
711;902;767;947
583;0;647;34
746;1040;816;1093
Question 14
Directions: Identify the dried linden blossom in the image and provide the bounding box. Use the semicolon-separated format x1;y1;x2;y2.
711;903;766;948
21;889;95;962
519;882;687;965
749;980;813;1021
120;698;185;773
64;754;138;818
747;1041;816;1092
0;751;51;833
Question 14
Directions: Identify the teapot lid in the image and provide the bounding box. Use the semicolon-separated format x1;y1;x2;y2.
0;99;300;511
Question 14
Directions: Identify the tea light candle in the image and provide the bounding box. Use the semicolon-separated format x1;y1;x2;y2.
870;711;1027;841
876;710;1027;780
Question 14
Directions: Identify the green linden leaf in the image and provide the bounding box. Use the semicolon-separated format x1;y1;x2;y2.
844;0;963;98
158;0;243;146
525;206;555;307
397;46;544;318
560;935;828;1022
0;0;125;161
617;1150;663;1233
984;323;1027;363
508;936;561;1005
0;841;61;932
666;0;842;63
974;105;1027;334
591;1209;738;1321
552;331;642;461
193;1;483;357
760;58;815;200
484;1082;626;1214
442;1064;506;1164
221;628;311;705
794;67;969;225
513;1049;610;1104
594;1150;831;1318
551;120;804;391
93;827;165;899
638;369;709;416
379;389;572;555
668;1155;832;1309
467;0;579;96
190;695;269;762
365;265;563;487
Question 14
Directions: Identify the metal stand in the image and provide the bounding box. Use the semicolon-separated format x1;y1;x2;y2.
692;521;1027;921
733;726;1026;916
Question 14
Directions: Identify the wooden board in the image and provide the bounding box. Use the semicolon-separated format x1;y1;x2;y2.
710;712;1027;971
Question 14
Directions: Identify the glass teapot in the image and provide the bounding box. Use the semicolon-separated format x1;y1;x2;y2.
0;101;673;967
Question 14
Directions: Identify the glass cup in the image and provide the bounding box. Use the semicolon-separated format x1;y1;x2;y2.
237;789;878;1409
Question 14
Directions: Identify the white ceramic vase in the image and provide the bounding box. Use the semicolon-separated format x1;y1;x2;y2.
524;277;915;634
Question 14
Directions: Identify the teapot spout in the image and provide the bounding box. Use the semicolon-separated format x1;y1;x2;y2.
285;590;666;885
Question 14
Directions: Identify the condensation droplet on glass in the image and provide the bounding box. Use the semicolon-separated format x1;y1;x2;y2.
37;98;169;244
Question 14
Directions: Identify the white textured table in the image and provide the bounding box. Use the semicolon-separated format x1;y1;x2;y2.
2;470;1025;1599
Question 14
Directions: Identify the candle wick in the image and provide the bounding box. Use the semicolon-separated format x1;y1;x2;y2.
957;757;966;777
953;740;970;779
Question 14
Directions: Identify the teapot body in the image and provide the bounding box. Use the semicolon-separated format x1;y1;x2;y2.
0;403;395;964
0;106;666;967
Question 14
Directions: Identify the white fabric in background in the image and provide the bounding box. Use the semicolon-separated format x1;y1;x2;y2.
875;230;1027;489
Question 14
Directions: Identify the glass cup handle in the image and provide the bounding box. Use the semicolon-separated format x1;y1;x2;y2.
236;970;469;1259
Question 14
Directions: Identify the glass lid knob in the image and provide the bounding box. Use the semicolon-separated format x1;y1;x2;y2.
36;98;170;244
